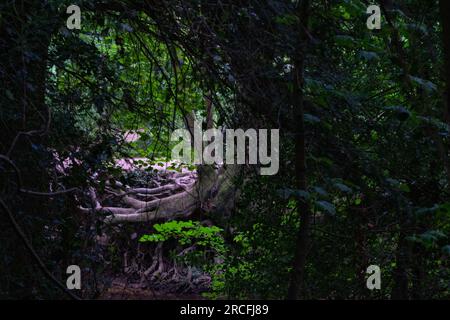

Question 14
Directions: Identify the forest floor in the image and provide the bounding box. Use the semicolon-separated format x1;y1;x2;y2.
99;277;206;300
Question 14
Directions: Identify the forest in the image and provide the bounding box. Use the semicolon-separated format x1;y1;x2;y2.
0;0;449;300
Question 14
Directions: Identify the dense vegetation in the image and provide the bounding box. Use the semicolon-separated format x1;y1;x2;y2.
0;0;449;300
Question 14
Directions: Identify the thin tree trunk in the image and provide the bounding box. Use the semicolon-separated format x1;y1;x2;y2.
440;0;450;124
392;202;410;300
287;0;311;300
391;225;409;299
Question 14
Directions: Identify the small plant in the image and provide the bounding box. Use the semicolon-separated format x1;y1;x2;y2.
140;220;224;251
139;220;226;298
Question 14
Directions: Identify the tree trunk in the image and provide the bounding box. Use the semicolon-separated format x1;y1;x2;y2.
391;227;409;300
287;0;311;300
0;0;69;298
391;205;410;300
440;0;450;124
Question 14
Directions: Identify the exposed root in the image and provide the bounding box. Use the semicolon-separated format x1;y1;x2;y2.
78;164;204;223
79;159;239;226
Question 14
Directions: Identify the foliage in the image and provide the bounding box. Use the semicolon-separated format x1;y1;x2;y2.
139;220;225;254
1;0;450;300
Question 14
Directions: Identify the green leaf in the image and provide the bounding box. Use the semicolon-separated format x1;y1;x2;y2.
274;14;299;26
120;23;133;32
398;183;410;193
442;245;450;255
406;23;428;35
304;113;321;124
277;188;310;200
415;205;439;216
316;200;336;216
408;75;437;93
334;35;355;48
384;106;410;121
370;130;379;141
313;186;328;197
359;51;379;61
5;89;15;101
334;182;352;193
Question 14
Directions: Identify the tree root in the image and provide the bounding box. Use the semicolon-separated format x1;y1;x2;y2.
79;161;239;224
